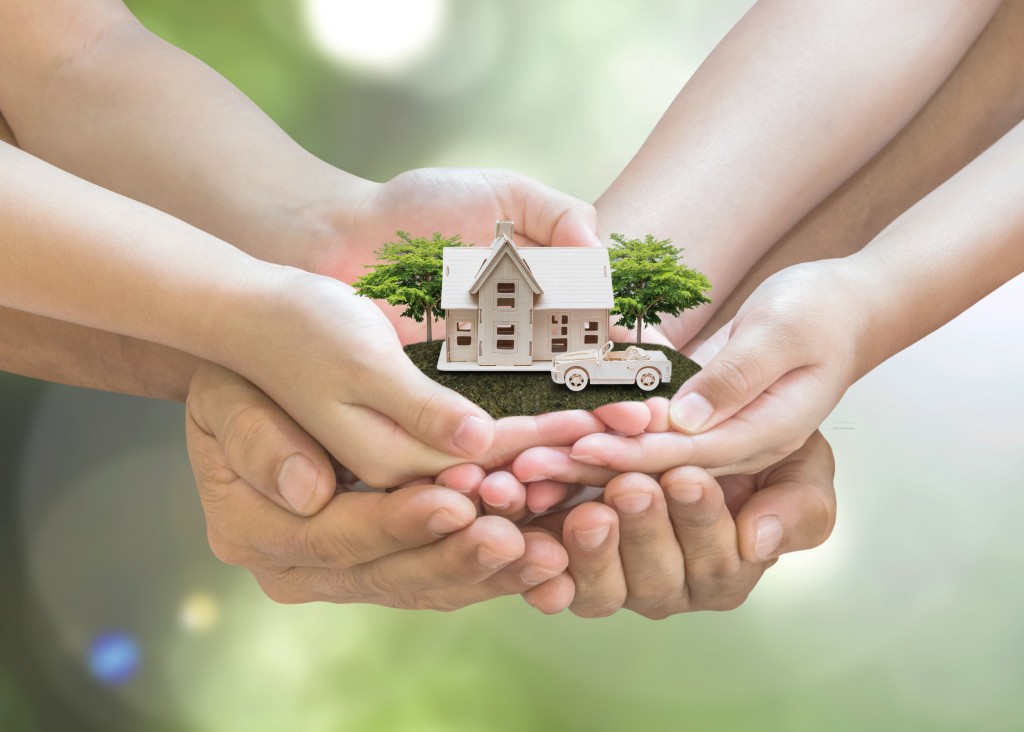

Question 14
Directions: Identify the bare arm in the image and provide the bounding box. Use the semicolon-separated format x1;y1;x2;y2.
596;0;1002;348
0;0;365;271
0;307;196;400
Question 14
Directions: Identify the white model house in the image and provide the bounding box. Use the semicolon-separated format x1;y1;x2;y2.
439;221;613;370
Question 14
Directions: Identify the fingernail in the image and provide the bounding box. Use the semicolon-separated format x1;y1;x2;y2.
427;509;468;536
610;491;652;515
520;474;549;483
755;515;783;560
572;525;610;551
666;480;702;505
454;415;489;455
520;562;551;585
569;451;606;467
278;454;319;514
478;546;517;569
670;392;714;433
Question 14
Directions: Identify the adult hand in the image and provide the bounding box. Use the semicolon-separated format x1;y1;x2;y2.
520;431;837;618
184;362;573;611
308;167;601;344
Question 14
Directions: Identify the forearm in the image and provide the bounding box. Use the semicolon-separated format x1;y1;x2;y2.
850;119;1024;377
597;0;1000;348
0;306;196;400
694;0;1024;344
0;0;369;271
0;141;278;366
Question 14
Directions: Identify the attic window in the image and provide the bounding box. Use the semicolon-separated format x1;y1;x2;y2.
497;281;517;293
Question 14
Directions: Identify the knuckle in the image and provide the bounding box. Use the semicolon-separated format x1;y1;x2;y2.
223;404;275;463
299;522;361;569
347;559;395;599
207;529;245;567
705;587;752;612
573;598;625;618
706;354;761;404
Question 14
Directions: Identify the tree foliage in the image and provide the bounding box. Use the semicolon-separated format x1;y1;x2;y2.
354;231;468;342
608;233;712;344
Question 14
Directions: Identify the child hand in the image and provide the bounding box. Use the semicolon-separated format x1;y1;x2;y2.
567;260;870;476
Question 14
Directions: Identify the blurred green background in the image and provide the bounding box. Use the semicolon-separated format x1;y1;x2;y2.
2;1;1023;730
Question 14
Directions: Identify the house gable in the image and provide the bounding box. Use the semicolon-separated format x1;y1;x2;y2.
468;237;543;296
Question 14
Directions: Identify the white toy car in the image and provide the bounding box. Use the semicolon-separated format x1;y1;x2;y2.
550;341;672;392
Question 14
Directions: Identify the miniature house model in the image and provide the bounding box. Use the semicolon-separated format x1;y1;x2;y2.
438;221;613;371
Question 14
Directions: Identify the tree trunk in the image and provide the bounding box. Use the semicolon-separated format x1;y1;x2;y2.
426;314;433;343
636;316;643;345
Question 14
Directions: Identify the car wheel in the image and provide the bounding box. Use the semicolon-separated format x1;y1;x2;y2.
565;367;589;392
636;367;661;392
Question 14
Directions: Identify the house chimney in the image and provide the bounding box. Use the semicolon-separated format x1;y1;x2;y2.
495;220;514;240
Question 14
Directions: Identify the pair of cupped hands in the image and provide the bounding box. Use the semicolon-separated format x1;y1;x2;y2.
185;168;844;618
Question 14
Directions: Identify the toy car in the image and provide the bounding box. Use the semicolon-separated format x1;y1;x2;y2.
550;341;672;392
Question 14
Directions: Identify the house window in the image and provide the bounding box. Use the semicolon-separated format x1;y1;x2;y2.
495;323;516;350
550;313;568;337
457;321;472;331
455;321;473;346
551;338;567;352
496;281;517;309
583;320;600;344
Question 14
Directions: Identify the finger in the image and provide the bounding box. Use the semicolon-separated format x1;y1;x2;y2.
356;355;496;460
226;484;477;570
522;573;576;615
661;466;763;611
524;480;573;514
603;473;684;618
592;401;652;436
303;516;527;603
735;431;837;562
186;363;336;516
496;171;601;248
562;503;626;618
668;318;799;434
482;410;607;469
681;320;731;366
571;369;828;476
512;446;619;488
417;530;570;610
479;471;530;522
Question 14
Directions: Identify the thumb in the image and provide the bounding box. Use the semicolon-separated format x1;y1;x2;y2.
186;363;337;516
501;172;601;248
669;318;795;434
360;355;496;459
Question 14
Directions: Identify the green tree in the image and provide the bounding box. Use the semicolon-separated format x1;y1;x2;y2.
354;231;468;342
608;233;712;345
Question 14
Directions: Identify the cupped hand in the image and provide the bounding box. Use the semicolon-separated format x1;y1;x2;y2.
520;431;837;618
568;260;870;476
184;363;572;611
310;167;601;344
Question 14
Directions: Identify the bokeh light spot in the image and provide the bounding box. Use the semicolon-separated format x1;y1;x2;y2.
179;591;220;634
87;632;140;686
302;0;447;74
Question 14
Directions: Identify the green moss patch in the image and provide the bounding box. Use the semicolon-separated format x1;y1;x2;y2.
404;341;701;418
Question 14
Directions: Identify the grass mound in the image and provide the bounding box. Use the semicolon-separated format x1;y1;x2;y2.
404;341;700;418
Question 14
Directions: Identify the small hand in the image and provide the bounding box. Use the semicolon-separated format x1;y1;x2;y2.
185;364;572;611
568;260;869;476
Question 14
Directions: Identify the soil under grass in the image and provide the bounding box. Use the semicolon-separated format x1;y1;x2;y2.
404;340;701;418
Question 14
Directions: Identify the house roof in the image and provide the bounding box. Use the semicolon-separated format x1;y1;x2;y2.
468;235;543;295
441;243;614;310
